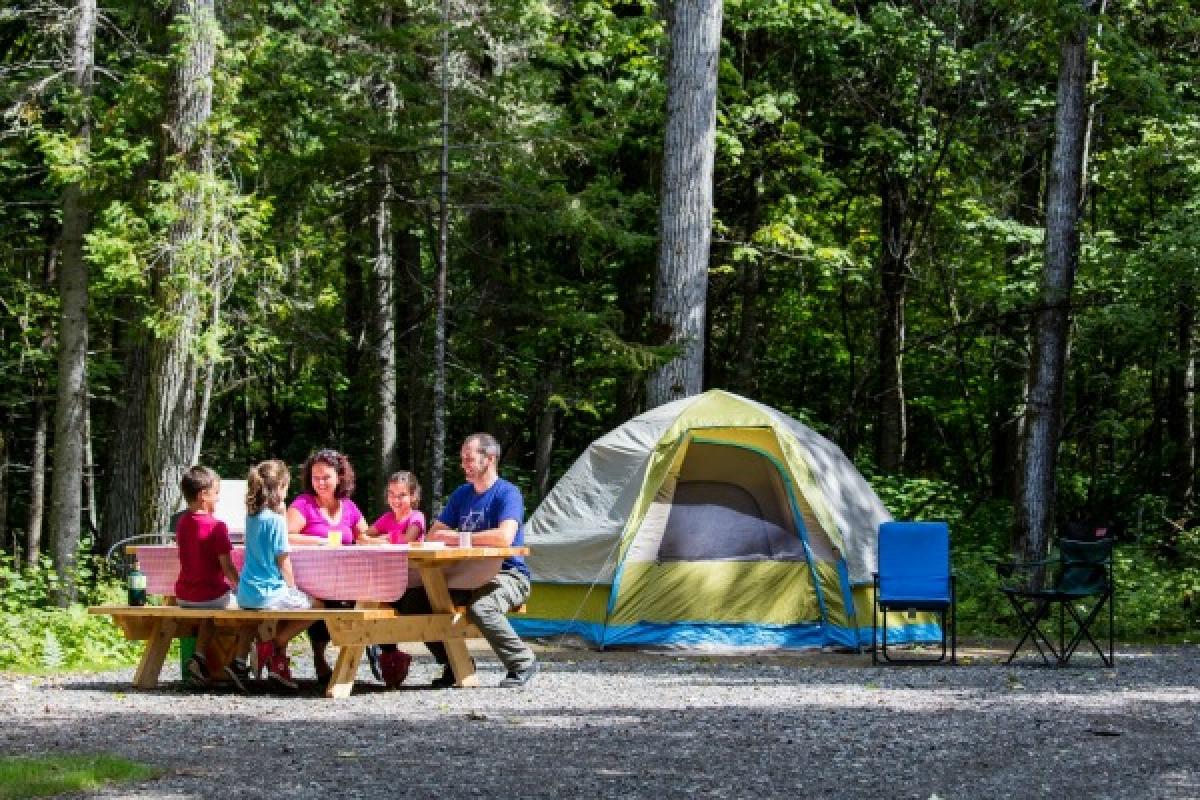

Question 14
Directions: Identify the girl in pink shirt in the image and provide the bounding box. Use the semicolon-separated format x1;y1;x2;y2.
366;471;426;688
364;471;426;544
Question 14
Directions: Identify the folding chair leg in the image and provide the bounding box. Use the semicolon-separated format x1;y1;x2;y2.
949;577;958;665
1063;591;1114;667
1003;596;1042;664
1003;595;1061;665
1109;578;1115;666
881;608;890;663
1058;601;1067;666
873;610;882;665
1030;604;1061;664
876;606;954;665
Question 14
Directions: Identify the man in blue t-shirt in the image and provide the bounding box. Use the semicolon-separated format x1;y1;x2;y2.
402;432;537;688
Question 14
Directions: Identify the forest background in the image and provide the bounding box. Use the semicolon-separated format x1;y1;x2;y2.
0;0;1197;667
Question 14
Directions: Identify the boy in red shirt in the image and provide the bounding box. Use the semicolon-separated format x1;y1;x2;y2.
175;465;249;689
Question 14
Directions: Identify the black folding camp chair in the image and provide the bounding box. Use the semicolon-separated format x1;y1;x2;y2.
872;521;957;665
997;524;1115;667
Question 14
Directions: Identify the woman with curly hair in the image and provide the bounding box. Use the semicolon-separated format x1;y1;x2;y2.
286;448;369;680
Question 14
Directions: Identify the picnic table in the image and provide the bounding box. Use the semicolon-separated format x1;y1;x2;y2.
89;543;529;698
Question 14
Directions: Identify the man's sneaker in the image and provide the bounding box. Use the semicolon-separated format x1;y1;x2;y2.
498;660;539;688
430;658;475;689
186;653;210;686
255;640;275;679
267;651;298;690
223;659;251;693
379;650;412;688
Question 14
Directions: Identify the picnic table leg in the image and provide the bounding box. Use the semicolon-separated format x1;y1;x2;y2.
132;618;177;689
326;642;364;699
419;565;478;688
320;602;384;698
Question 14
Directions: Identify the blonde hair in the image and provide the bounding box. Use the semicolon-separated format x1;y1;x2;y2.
247;460;290;515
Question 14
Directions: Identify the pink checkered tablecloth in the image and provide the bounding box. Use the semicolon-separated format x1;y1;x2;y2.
281;546;410;601
133;545;411;602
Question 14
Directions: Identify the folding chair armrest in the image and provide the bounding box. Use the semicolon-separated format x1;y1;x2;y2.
992;558;1061;591
992;557;1057;571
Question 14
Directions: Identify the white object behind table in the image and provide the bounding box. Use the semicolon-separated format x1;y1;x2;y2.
214;478;248;541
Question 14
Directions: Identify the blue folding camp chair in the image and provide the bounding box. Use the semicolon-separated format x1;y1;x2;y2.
872;521;957;665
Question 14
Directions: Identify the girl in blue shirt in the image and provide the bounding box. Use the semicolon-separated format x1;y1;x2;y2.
238;460;312;689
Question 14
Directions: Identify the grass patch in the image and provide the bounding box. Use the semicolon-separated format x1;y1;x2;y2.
0;754;160;799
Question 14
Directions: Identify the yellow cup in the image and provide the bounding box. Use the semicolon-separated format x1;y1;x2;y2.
326;530;341;547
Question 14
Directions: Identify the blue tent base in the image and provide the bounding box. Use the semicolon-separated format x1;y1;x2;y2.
513;618;944;651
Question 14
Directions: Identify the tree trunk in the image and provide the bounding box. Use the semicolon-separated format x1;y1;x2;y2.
876;172;908;474
430;0;450;509
646;0;722;408
83;395;97;537
0;429;8;554
993;145;1044;500
837;255;861;456
141;0;218;539
342;199;366;445
733;173;762;398
397;225;424;472
369;23;398;509
103;337;148;551
28;396;48;567
467;208;508;436
48;0;96;602
369;151;399;508
27;242;57;567
1166;288;1195;517
534;365;561;502
190;286;219;467
1015;2;1097;563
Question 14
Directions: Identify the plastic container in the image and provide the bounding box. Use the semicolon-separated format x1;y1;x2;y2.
127;562;147;606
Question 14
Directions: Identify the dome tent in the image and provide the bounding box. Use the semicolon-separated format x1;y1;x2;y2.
513;389;939;650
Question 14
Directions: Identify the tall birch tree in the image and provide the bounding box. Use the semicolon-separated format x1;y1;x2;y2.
48;0;95;602
430;0;451;508
646;0;722;408
140;0;220;538
1015;0;1101;562
368;9;399;509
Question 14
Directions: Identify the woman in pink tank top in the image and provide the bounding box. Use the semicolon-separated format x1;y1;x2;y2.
285;449;368;679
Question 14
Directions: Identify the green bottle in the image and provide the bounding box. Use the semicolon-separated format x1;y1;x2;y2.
127;561;147;606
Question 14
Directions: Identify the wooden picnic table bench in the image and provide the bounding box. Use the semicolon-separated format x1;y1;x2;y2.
90;543;529;698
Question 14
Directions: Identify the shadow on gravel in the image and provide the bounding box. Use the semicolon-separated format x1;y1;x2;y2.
526;643;1191;690
8;688;1199;800
10;645;1200;799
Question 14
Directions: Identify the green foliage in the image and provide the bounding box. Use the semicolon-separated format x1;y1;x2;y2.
0;601;143;673
1;0;1197;650
0;754;160;800
1113;515;1200;640
0;554;141;672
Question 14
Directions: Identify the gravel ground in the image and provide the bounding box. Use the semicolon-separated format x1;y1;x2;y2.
2;641;1198;799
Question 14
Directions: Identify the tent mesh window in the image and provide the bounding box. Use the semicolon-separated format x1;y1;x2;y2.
656;441;836;563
